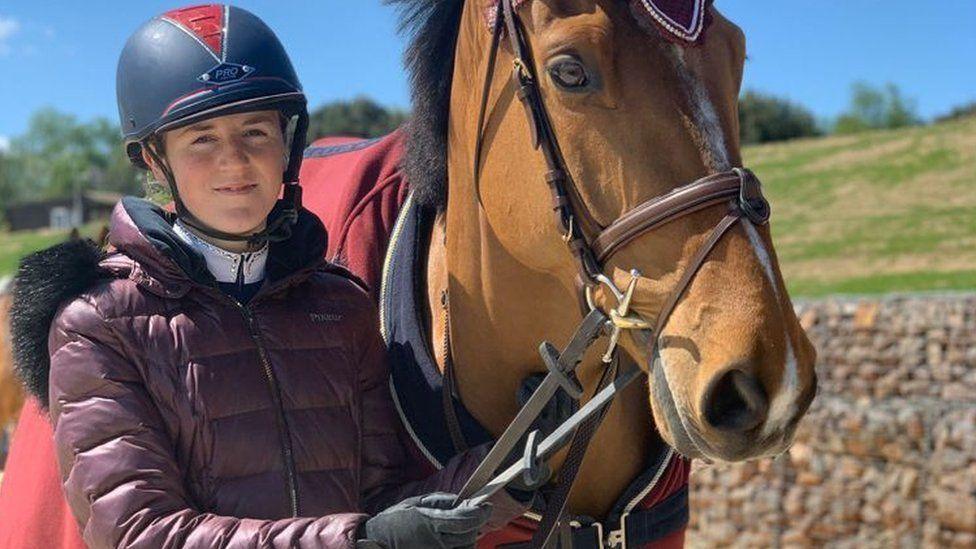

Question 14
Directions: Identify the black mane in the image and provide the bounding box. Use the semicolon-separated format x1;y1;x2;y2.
385;0;465;210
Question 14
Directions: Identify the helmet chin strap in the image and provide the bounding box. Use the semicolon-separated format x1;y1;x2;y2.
143;139;300;248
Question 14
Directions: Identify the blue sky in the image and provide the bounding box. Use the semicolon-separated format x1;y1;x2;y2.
0;0;973;147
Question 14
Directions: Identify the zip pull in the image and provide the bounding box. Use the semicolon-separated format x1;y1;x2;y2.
235;254;248;293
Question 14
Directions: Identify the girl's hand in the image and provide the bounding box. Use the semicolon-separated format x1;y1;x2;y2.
360;493;492;549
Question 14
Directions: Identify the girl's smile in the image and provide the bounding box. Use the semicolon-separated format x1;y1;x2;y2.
213;182;260;195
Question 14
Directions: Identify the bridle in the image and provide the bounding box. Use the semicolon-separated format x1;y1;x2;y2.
475;0;770;343
456;0;773;545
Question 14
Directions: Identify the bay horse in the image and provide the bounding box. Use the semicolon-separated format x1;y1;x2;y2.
376;0;817;532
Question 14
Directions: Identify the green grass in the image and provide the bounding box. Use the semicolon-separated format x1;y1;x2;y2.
746;116;976;296
0;223;104;278
789;270;976;298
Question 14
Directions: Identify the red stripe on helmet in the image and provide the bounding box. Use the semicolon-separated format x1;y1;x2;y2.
163;4;225;58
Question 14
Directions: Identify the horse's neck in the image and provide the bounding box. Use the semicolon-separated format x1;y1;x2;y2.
416;0;662;519
425;208;572;431
426;202;659;516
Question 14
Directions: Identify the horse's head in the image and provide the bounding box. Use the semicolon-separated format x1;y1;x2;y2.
444;0;817;463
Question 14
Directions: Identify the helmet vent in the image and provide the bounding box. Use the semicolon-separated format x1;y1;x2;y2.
162;5;226;60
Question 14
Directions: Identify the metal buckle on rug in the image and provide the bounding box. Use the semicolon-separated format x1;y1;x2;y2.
605;511;629;548
559;514;631;549
567;519;604;549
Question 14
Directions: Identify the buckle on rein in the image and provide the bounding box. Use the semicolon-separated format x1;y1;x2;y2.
585;271;653;363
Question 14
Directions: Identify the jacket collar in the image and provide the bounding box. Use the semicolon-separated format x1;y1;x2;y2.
110;197;328;297
173;220;268;284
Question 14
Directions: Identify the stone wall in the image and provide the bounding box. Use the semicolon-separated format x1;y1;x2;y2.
687;294;976;549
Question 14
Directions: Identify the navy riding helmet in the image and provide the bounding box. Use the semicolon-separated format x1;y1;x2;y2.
117;4;308;244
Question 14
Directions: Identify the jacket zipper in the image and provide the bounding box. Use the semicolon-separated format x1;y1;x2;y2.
235;300;302;517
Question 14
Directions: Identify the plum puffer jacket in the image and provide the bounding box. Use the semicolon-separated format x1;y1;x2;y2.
42;198;484;548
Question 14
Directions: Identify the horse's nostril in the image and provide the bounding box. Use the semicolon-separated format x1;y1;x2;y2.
703;369;768;432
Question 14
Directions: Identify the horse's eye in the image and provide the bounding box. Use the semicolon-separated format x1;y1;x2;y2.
547;56;590;90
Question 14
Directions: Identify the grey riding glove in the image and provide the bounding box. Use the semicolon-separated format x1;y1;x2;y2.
359;493;493;549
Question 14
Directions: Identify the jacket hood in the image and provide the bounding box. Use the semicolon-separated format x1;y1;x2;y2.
10;196;333;408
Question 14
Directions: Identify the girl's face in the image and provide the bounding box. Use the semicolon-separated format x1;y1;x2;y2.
144;110;286;238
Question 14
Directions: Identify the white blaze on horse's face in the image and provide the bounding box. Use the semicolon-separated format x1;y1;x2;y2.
514;0;818;463
743;222;802;441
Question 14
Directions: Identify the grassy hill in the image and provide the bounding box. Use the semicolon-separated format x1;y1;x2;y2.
0;223;104;280
753;115;976;296
0;117;973;296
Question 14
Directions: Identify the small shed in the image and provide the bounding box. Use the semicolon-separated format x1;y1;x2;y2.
3;191;120;232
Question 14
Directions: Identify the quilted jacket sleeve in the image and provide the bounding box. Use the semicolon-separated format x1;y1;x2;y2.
48;295;366;549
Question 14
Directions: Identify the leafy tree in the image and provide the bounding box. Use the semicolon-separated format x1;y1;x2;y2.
1;108;141;204
834;82;921;134
0;152;24;206
86;118;143;196
307;96;407;142
0;153;20;227
738;90;822;144
934;101;976;123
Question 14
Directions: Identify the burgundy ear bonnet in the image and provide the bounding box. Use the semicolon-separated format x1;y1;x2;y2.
485;0;714;46
628;0;713;45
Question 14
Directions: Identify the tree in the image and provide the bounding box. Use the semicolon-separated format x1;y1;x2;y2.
834;82;921;134
307;96;407;142
85;118;142;196
0;152;24;209
934;101;976;123
738;90;821;144
1;108;141;203
9;108;85;199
